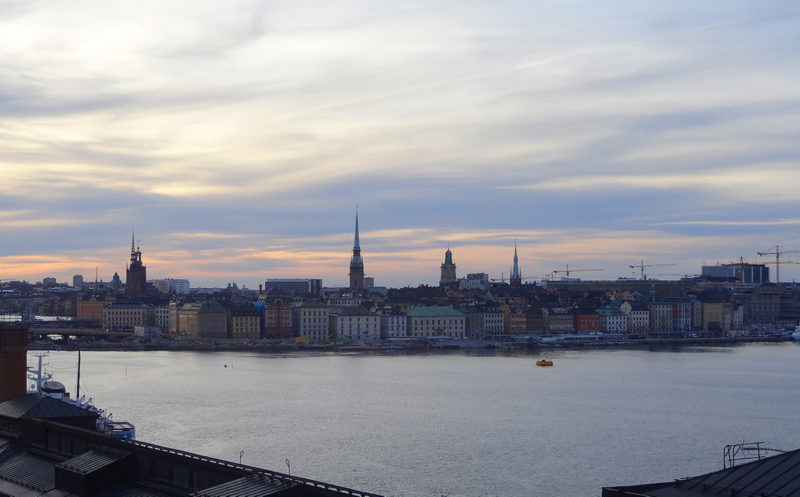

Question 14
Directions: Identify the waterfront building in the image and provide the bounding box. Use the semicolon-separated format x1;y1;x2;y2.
620;301;649;336
175;301;227;338
125;234;147;297
701;301;733;333
574;313;602;333
407;305;465;338
548;308;575;333
748;284;783;323
501;305;527;333
263;298;293;338
265;278;322;297
648;301;674;337
294;304;331;341
76;294;115;321
103;303;154;330
379;310;407;338
439;248;457;289
526;306;546;333
154;303;170;331
596;306;628;333
335;308;380;343
348;213;365;290
228;303;261;340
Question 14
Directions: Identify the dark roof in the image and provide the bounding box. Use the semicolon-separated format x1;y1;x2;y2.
192;474;296;497
0;393;99;421
604;448;800;497
0;452;55;492
58;449;122;475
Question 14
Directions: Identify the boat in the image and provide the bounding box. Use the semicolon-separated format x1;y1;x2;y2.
28;353;136;439
536;359;554;367
793;325;800;341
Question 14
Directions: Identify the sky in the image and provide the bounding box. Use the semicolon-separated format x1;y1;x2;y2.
2;0;800;288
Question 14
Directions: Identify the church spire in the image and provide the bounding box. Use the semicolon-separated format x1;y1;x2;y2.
353;210;360;252
510;239;522;286
349;209;365;290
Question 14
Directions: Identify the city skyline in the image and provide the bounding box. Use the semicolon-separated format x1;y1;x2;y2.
2;1;800;287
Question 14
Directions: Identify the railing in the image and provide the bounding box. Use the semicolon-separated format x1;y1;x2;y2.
123;438;385;496
723;442;785;469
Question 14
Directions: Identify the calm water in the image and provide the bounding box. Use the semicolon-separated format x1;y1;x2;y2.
29;343;800;497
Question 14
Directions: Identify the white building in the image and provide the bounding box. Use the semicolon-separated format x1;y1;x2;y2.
293;304;330;342
407;306;465;338
380;313;407;338
103;303;153;330
336;309;381;343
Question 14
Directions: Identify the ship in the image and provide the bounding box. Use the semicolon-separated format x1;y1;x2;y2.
27;352;136;439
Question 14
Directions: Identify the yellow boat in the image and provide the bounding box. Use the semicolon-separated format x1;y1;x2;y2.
536;359;554;367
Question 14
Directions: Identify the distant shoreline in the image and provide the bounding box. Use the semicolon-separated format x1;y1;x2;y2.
27;334;793;353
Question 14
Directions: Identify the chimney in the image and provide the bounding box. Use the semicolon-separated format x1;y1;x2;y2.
0;323;29;402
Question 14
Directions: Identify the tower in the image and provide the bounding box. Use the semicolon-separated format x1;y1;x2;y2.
510;241;522;286
440;247;457;288
125;232;147;297
349;213;365;290
0;322;29;402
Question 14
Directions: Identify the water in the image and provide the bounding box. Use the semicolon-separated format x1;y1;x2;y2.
29;343;800;497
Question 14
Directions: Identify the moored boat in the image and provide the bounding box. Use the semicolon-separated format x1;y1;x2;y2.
793;325;800;341
536;359;554;367
28;353;136;439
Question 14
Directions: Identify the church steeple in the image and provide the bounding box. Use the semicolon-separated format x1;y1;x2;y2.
440;246;457;288
126;231;147;297
510;240;522;286
349;210;365;290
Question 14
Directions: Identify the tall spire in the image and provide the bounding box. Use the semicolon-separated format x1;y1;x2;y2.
131;230;136;255
510;239;522;286
349;208;365;290
353;209;360;252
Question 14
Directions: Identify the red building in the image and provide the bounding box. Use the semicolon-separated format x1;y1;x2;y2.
573;314;602;333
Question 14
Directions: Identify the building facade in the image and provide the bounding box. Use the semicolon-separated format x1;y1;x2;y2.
294;304;330;341
407;306;465;338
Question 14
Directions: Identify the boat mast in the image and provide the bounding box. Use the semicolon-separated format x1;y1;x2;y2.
76;349;81;400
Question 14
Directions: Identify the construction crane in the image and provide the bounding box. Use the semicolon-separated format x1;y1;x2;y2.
551;265;603;278
757;245;800;284
628;259;674;280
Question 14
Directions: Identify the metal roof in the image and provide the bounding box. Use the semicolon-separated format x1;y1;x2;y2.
58;449;122;475
192;474;296;497
0;393;99;420
605;448;800;497
0;452;55;491
407;305;464;317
